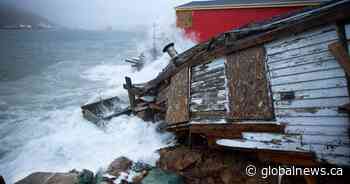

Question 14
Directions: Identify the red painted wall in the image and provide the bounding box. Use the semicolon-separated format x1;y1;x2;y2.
181;7;304;42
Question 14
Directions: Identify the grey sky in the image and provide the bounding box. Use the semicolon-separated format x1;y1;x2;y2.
2;0;192;30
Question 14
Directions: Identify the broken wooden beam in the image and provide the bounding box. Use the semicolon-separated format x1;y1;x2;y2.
125;76;136;111
338;103;350;113
328;41;350;76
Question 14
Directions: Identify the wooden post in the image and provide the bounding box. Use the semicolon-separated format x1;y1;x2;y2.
125;76;136;111
328;42;350;76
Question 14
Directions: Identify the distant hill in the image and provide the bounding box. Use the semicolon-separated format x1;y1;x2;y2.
0;3;54;29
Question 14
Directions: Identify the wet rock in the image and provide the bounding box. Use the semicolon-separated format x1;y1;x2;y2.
0;176;5;184
131;170;148;184
107;156;133;176
78;169;94;184
15;172;79;184
141;168;183;184
131;162;153;172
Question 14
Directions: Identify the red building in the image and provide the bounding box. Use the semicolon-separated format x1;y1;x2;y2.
176;0;327;42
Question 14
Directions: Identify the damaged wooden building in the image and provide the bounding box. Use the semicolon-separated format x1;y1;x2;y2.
125;0;350;167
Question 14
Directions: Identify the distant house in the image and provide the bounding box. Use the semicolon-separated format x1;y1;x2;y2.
176;0;328;42
124;0;350;174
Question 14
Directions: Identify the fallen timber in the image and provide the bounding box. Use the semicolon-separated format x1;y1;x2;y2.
81;96;131;126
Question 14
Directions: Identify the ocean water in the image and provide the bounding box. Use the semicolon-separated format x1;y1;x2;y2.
0;29;193;183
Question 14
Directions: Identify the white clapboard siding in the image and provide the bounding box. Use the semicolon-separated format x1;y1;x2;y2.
273;87;349;100
285;125;348;136
242;132;349;147
274;97;349;109
271;77;348;92
268;41;332;63
270;68;346;86
270;60;341;78
190;58;228;113
277;117;349;126
267;26;337;55
268;51;335;70
301;135;350;146
275;107;348;117
265;24;350;165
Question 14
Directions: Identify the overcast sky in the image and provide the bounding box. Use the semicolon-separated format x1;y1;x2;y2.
2;0;193;30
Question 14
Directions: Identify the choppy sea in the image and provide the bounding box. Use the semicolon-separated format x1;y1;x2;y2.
0;29;193;183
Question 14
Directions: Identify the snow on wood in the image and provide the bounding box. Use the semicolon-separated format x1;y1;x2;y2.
216;139;309;152
242;132;302;143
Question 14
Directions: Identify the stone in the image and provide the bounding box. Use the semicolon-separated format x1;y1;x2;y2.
107;156;133;176
15;172;78;184
220;168;232;184
131;170;148;184
141;168;183;184
0;176;5;184
78;169;94;184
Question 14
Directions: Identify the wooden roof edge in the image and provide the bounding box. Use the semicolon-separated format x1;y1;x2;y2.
143;0;350;92
175;1;322;11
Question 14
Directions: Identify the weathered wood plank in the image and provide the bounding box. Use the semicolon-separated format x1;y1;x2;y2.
301;134;350;145
270;68;346;85
345;23;350;42
268;51;335;70
285;125;348;136
277;116;349;126
191;78;226;90
275;107;348;117
276;99;350;110
271;77;348;92
267;41;333;63
226;46;273;120
273;87;349;101
190;57;228;118
242;132;302;143
125;77;136;111
274;97;350;108
165;67;190;124
329;41;350;76
190;103;226;112
191;90;226;99
270;60;341;78
242;132;350;146
191;69;225;83
267;26;337;55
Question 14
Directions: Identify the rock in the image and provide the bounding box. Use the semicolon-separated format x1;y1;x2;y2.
78;169;94;184
141;168;183;184
107;156;133;176
220;168;232;184
131;170;148;184
158;146;202;172
15;172;79;184
132;162;153;172
0;176;5;184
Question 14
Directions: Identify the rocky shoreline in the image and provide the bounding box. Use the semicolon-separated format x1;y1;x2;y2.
7;146;349;184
